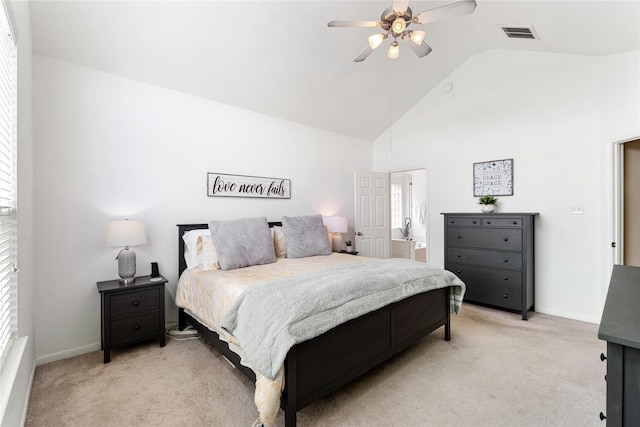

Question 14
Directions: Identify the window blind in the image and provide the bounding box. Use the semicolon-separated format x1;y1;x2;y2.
0;1;17;369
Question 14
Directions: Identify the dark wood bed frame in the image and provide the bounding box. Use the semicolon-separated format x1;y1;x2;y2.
177;223;452;427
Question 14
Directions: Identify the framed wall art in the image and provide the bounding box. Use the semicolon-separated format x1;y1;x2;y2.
207;173;291;199
473;158;513;196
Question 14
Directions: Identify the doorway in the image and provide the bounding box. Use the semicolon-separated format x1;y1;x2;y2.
389;169;427;262
614;138;640;267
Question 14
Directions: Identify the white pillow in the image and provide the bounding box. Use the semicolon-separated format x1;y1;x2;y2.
182;229;211;269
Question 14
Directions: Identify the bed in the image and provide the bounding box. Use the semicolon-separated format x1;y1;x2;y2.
175;217;465;427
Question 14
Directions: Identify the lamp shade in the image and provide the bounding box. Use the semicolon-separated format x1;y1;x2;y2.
323;216;348;233
106;219;147;247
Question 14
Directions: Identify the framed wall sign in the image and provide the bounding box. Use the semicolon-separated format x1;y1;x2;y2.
207;173;291;199
473;158;513;196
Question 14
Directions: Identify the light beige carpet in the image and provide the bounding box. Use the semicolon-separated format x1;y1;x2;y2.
25;304;606;427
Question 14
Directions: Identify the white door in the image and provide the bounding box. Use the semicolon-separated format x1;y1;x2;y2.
354;170;390;258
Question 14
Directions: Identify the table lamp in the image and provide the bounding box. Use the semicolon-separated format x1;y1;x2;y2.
106;219;147;284
323;216;348;252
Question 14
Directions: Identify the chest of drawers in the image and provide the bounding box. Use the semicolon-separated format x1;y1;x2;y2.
443;213;537;320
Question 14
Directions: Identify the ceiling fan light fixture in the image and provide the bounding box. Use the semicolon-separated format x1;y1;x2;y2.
387;41;400;59
409;30;426;45
368;33;385;50
391;17;406;34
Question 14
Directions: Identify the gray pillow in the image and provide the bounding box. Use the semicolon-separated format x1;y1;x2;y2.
282;214;332;258
209;217;276;270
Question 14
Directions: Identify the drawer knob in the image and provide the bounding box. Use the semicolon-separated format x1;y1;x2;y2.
486;220;491;224
503;294;508;299
133;300;140;306
457;254;462;258
472;220;477;224
504;258;509;262
512;221;517;225
457;235;462;239
456;270;461;274
599;412;606;421
133;324;140;330
504;237;508;241
450;220;455;224
600;353;606;362
503;276;508;281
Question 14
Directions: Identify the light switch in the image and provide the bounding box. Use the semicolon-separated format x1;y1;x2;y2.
570;205;584;215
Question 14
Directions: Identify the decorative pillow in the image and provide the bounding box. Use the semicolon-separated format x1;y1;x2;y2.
272;226;287;258
196;235;220;271
209;217;276;270
182;229;211;269
282;214;332;258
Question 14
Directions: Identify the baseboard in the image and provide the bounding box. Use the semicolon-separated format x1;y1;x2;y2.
534;306;601;324
36;342;101;366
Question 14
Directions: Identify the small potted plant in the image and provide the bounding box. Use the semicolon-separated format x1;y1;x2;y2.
478;195;498;213
344;240;353;253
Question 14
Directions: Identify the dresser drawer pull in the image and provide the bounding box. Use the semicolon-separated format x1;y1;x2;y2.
486;220;491;224
503;294;508;299
456;270;462;274
503;276;508;281
600;353;606;362
133;324;140;330
457;235;462;239
504;258;509;262
472;220;477;224
450;220;455;224
512;221;518;225
457;254;462;258
133;300;140;306
504;237;509;241
599;412;606;421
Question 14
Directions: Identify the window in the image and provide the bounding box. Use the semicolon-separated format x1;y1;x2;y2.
0;2;17;369
391;183;402;229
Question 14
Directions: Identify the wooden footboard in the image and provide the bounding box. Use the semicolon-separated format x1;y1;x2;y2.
179;287;450;427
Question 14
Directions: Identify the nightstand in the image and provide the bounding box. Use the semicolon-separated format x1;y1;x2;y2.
97;275;167;363
339;250;359;255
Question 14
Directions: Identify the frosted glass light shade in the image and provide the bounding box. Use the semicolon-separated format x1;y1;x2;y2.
106;219;147;247
368;33;385;50
410;30;426;45
388;42;400;59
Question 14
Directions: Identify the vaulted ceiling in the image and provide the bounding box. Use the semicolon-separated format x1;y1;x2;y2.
29;1;640;141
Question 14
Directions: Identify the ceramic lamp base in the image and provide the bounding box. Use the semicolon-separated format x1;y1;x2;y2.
117;247;137;284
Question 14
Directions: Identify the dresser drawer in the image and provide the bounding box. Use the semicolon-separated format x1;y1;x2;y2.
464;283;521;310
111;312;160;345
448;248;523;271
482;217;523;227
111;289;160;320
446;216;481;227
448;227;522;251
448;263;522;288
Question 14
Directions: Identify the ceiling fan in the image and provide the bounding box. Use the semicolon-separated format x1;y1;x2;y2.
328;0;477;62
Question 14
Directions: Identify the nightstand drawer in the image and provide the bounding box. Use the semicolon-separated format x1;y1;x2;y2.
464;283;521;310
448;263;522;288
111;312;160;345
448;227;522;251
111;289;159;320
448;247;523;270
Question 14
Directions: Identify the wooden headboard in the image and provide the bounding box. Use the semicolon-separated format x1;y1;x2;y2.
177;221;283;277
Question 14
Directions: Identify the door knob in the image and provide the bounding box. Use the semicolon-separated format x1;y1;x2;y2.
356;232;363;236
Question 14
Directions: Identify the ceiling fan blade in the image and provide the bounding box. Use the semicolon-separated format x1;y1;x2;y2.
414;0;477;24
402;37;433;58
393;0;410;13
328;20;382;28
353;46;375;63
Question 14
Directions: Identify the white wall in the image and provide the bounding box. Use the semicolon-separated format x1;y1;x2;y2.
32;55;371;363
373;49;639;323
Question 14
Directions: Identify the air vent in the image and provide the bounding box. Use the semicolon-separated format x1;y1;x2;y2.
500;25;539;40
